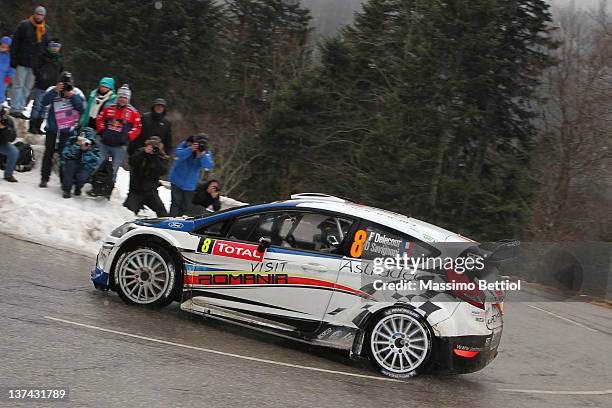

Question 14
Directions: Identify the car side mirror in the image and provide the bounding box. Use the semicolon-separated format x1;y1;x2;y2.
258;237;272;253
326;235;340;247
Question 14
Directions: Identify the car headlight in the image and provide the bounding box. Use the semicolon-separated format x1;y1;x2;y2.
111;222;134;238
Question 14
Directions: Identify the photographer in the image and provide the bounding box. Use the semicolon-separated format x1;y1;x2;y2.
60;127;99;198
39;71;85;188
168;134;214;216
123;136;169;217
193;179;221;212
0;109;18;182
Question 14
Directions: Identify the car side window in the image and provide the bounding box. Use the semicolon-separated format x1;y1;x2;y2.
193;220;227;237
250;211;353;255
227;215;260;241
349;221;439;260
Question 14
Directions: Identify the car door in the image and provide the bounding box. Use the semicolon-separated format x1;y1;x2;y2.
326;219;443;316
186;213;267;317
188;209;355;333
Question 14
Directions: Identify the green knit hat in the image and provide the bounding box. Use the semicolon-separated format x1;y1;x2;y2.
99;77;115;91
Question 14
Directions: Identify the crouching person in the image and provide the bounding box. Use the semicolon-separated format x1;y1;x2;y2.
123;136;169;217
61;127;99;198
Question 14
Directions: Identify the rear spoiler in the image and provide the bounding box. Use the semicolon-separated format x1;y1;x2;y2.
463;239;521;264
468;240;520;264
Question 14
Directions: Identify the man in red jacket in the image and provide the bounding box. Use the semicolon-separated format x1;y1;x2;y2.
95;84;141;181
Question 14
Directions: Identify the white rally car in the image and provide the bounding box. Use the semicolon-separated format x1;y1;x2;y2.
92;193;509;378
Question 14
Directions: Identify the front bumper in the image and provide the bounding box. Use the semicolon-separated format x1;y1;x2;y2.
433;327;502;374
91;243;114;290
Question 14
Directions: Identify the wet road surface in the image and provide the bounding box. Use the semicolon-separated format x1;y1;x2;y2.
0;234;610;407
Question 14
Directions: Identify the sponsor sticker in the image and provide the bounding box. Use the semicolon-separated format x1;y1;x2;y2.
197;238;265;262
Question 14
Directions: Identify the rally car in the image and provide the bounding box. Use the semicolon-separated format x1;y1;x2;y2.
92;193;509;378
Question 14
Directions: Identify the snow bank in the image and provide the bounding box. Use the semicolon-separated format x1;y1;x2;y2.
0;137;246;255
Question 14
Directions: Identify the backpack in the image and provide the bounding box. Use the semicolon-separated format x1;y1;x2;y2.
14;141;35;172
0;141;36;172
87;157;114;199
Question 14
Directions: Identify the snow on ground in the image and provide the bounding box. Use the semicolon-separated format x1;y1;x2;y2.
0;132;245;256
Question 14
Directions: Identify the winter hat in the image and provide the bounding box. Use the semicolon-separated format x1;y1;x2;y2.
34;6;47;16
152;98;167;107
0;37;11;46
145;136;168;158
47;38;62;48
117;84;132;101
98;77;115;90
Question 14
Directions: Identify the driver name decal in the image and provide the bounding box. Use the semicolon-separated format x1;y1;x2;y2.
197;238;265;262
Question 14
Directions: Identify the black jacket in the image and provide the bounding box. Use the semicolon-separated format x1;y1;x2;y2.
128;110;172;155
33;51;63;90
128;148;169;194
11;19;50;68
0;116;17;145
193;181;221;211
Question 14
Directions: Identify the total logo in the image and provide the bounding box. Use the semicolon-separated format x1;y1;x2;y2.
197;238;265;262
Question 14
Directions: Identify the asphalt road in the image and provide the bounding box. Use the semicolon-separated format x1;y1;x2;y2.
0;234;611;408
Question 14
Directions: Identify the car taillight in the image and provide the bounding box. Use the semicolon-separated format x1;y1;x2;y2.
453;349;480;358
445;268;486;309
495;302;504;316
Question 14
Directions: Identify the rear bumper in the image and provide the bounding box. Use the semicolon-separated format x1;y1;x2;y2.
432;327;502;374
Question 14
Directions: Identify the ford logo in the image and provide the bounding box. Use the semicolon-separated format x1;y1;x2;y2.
168;222;184;229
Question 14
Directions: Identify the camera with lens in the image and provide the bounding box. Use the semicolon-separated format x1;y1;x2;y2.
152;146;160;154
61;71;74;92
193;134;209;152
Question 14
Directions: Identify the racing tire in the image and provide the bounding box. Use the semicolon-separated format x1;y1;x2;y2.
366;307;433;379
114;242;180;308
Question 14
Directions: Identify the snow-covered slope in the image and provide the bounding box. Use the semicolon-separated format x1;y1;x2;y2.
0;136;244;256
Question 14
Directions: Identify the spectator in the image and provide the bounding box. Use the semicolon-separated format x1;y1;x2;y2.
128;98;172;155
39;72;85;187
0;108;18;182
0;37;14;105
193;179;221;212
79;77;116;130
60;127;99;198
10;6;51;120
124;136;169;217
169;134;214;217
95;84;141;182
29;38;63;134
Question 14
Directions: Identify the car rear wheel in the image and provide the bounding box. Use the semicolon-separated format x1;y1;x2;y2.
115;243;179;307
367;308;433;378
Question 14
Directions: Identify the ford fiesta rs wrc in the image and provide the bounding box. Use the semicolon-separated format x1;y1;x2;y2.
92;193;511;378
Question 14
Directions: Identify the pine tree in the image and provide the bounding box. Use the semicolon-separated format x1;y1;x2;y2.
69;0;225;118
253;0;556;240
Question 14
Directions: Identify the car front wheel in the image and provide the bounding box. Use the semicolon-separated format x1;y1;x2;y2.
114;243;179;308
367;308;433;378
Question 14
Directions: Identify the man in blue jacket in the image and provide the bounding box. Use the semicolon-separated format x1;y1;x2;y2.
169;134;214;216
39;71;85;187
